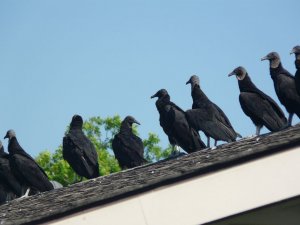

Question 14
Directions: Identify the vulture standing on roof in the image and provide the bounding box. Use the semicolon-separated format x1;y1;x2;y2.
63;115;99;180
4;130;53;197
151;89;206;153
261;52;300;126
185;75;241;147
112;116;147;169
0;141;24;203
228;66;287;135
290;45;300;95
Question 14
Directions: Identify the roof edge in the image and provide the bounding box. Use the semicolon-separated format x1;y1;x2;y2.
24;133;300;225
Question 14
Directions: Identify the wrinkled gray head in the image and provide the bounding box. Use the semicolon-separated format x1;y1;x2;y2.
291;46;300;58
151;89;169;99
186;75;200;86
4;130;16;140
261;52;280;61
123;116;141;126
228;66;247;80
261;52;281;68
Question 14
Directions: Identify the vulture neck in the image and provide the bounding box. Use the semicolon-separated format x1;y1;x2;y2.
8;137;25;155
238;73;259;93
70;122;83;130
270;58;281;69
120;122;133;134
270;63;284;78
191;82;199;92
156;94;171;111
191;84;209;102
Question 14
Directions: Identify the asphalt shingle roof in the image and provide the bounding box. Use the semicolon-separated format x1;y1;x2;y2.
1;125;300;225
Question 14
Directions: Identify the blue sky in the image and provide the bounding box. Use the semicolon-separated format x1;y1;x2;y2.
0;0;299;156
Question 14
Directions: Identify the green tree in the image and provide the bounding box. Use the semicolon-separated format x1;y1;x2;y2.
36;115;172;186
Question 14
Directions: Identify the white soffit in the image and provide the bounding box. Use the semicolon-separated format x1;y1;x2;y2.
49;146;300;225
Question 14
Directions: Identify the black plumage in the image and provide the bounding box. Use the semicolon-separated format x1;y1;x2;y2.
185;75;241;147
63;115;99;179
4;130;53;195
0;141;24;204
261;52;300;126
112;116;147;169
290;46;300;95
229;66;287;135
151;89;206;153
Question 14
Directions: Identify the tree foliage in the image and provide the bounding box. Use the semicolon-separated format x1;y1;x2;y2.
36;115;172;186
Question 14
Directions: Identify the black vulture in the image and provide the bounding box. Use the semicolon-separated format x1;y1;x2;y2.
63;115;99;180
151;89;206;154
229;66;287;135
112;116;147;169
0;141;24;204
185;75;241;147
290;45;300;95
261;52;300;126
4;130;53;197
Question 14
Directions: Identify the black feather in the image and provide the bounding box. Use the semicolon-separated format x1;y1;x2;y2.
269;64;300;118
112;116;147;169
234;70;287;133
0;145;24;204
186;81;240;144
294;58;300;95
63;115;99;179
7;136;53;193
152;89;206;153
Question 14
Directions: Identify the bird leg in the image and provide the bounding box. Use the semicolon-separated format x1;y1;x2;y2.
255;125;262;136
214;140;218;147
288;113;294;127
206;136;210;148
170;145;181;157
20;188;31;199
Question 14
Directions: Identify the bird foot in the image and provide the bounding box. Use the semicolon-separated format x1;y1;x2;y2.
18;188;31;200
19;195;28;199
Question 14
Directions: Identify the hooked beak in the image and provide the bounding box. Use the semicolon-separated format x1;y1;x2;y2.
228;71;235;77
134;119;141;125
4;134;8;139
261;55;269;61
186;79;191;85
151;93;157;99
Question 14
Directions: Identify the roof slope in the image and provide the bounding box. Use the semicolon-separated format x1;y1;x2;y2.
1;125;300;225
